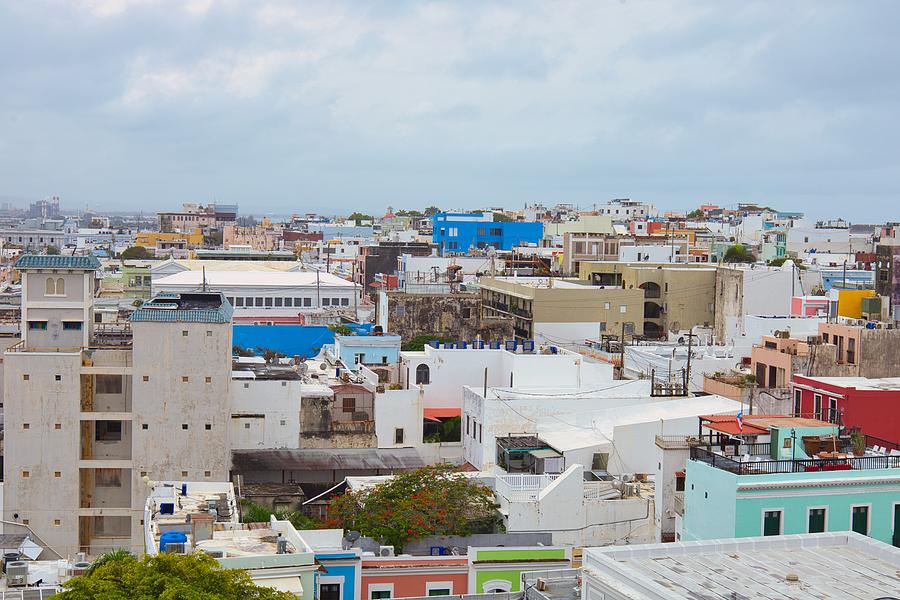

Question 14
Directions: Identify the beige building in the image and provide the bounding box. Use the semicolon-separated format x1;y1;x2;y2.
478;276;643;343
578;262;717;339
4;255;232;556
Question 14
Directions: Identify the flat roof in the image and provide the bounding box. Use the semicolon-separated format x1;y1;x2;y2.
154;270;358;288
799;375;900;391
583;532;900;599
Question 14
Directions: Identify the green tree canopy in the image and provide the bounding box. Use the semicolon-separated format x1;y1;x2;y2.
323;465;500;551
423;206;441;217
45;245;61;255
723;244;755;263
57;551;295;600
120;246;152;260
686;209;703;219
400;334;452;352
347;212;373;225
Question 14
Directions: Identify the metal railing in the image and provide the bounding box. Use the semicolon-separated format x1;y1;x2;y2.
691;446;900;475
494;474;559;502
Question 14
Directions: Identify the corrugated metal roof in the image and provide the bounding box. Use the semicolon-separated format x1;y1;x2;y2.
14;255;101;270
232;448;427;471
129;307;232;323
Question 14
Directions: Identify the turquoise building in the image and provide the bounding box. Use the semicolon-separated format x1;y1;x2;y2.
681;426;900;547
334;334;402;369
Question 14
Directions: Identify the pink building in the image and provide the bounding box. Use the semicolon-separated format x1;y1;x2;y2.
790;295;832;317
361;556;468;599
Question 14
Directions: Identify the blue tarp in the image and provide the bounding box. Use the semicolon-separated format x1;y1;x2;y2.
232;325;334;359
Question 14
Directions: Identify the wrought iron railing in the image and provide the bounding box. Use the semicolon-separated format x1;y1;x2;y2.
690;446;900;475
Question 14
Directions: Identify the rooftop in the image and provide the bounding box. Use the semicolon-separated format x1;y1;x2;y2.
582;532;900;600
154;269;359;288
129;292;232;323
15;254;101;270
798;375;900;391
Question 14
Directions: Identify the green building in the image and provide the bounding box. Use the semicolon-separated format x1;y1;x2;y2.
466;547;572;594
681;424;900;546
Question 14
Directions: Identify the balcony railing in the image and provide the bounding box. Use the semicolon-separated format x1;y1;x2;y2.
494;474;559;502
690;445;900;475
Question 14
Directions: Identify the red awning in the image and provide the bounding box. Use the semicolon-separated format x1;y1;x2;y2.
424;407;462;422
703;421;768;436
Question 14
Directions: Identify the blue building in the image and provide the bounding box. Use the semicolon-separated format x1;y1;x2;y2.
432;213;543;256
334;334;401;369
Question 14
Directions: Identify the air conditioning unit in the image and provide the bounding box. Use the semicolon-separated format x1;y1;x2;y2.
165;543;186;554
378;545;395;557
6;561;28;586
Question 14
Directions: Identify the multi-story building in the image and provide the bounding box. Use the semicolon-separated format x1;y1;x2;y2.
354;242;432;299
579;262;718;339
158;203;236;233
431;213;543;257
478;276;644;342
593;199;654;221
0;228;66;252
3;255;233;556
681;425;900;546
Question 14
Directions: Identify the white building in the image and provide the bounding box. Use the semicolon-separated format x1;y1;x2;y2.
152;270;362;316
4;255;233;556
595;200;655;221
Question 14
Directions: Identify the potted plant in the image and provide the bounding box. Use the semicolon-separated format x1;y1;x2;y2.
850;430;866;456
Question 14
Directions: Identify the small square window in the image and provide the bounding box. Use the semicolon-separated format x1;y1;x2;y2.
182;330;188;337
142;424;148;430
55;375;61;381
22;471;29;478
22;519;29;525
23;374;29;381
23;423;29;430
244;423;251;429
281;381;287;387
54;471;61;478
206;330;212;336
205;424;212;430
244;382;249;388
182;424;188;430
143;375;149;382
55;423;61;430
181;471;188;477
140;471;147;477
280;420;287;426
205;376;211;384
204;471;211;477
182;376;189;383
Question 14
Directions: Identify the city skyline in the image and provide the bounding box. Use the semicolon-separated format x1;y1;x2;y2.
1;1;899;220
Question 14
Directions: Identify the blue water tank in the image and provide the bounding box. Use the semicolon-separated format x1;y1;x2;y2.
181;483;188;496
159;531;187;552
159;502;175;515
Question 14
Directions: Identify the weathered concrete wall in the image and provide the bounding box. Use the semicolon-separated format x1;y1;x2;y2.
714;268;743;343
859;328;900;377
383;293;514;341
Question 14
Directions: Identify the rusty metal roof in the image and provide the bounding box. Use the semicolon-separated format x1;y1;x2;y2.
231;448;428;472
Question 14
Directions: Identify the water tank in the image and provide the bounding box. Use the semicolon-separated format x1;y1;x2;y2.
2;551;20;573
160;531;188;553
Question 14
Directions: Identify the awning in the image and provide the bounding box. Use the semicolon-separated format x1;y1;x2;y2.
257;576;303;595
703;421;768;436
424;407;462;422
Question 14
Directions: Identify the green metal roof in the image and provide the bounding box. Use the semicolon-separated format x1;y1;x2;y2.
129;292;233;324
14;255;101;270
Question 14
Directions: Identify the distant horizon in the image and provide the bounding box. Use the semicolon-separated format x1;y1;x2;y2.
2;2;899;222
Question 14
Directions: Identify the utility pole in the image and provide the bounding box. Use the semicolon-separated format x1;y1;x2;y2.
315;268;321;308
619;321;626;379
685;328;697;395
352;261;358;321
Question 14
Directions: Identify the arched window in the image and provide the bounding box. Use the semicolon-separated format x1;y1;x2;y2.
56;278;65;296
415;364;430;385
45;277;56;295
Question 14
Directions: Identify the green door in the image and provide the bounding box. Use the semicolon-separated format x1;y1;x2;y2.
808;508;826;533
852;506;869;536
763;510;781;536
893;504;900;548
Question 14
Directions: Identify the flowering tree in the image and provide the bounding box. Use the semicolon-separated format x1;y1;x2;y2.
324;465;500;551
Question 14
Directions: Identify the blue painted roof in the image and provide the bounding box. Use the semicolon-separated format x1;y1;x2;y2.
233;325;334;359
14;255;101;270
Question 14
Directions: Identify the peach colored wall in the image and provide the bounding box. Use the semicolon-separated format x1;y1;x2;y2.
362;571;469;599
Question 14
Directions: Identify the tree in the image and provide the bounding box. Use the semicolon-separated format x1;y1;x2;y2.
57;551;295;600
120;246;152;260
491;212;513;222
348;212;373;225
45;245;61;255
401;334;453;352
240;499;322;530
722;244;755;263
323;465;500;551
424;206;441;217
329;323;354;336
686;209;703;219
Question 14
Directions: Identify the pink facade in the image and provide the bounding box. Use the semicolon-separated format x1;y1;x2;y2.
790;295;831;317
361;556;468;599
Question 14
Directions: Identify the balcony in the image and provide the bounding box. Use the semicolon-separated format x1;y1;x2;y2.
690;444;900;476
494;474;559;502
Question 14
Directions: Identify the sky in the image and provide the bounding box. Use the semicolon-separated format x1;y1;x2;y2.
1;1;898;220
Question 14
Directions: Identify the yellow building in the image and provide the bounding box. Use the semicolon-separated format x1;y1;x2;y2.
836;289;877;319
134;229;204;248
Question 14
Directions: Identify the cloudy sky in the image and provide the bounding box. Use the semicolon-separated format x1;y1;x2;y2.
1;1;898;220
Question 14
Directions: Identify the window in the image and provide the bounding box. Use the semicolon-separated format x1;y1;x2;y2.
22;471;30;478
205;376;212;384
793;389;802;417
284;297;293;307
320;584;342;600
598;322;607;332
142;424;149;430
354;353;365;365
23;423;29;430
808;508;826;533
63;321;82;330
182;330;189;337
95;468;122;487
304;298;312;307
235;297;244;307
206;330;212;336
415;364;430;385
265;297;273;307
55;374;61;381
466;416;470;436
205;424;212;430
763;510;782;536
182;424;188;430
54;471;61;478
620;305;627;314
828;397;838;424
342;397;356;413
245;297;253;307
255;297;264;307
244;423;251;429
23;374;29;380
45;277;56;295
28;321;48;330
490;228;502;236
95;420;122;442
426;582;453;596
847;337;856;364
274;297;283;307
814;394;822;420
323;298;331;306
675;473;685;492
96;375;123;394
341;298;350;306
53;519;61;526
204;471;211;477
143;375;149;382
181;471;189;477
182;376;189;383
394;428;405;444
371;590;392;599
55;423;61;430
852;505;869;536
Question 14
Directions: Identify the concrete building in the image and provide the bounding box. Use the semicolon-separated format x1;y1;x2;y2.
431;213;543;257
354;242;433;298
4;255;233;556
713;263;798;343
478;276;644;343
375;290;514;343
593;199;654;221
561;232;624;275
579;262;718;339
0;229;66;252
582;532;900;600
